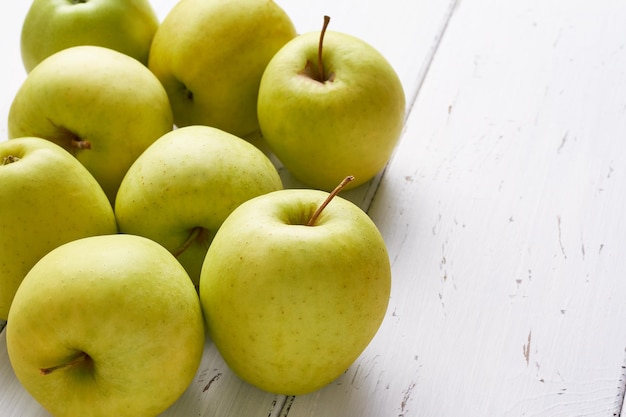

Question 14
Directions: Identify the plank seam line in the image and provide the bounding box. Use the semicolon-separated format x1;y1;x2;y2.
405;0;459;118
277;395;295;417
617;347;626;416
363;0;460;214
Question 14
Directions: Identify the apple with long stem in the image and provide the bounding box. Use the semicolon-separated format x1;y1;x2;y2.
199;175;392;395
258;16;406;191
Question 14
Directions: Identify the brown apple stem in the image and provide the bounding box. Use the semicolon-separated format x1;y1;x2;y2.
48;120;92;151
317;15;331;82
71;138;92;150
2;155;20;165
173;227;203;258
40;351;90;375
306;175;355;226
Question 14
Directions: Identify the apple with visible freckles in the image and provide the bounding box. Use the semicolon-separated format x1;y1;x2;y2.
8;45;174;205
199;177;391;395
0;137;117;320
6;234;205;417
115;125;283;286
257;17;406;191
20;0;159;72
148;0;297;138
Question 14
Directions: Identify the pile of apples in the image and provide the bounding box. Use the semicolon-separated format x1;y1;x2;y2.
1;0;406;416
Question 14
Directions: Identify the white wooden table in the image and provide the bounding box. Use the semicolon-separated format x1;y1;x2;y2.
2;1;626;416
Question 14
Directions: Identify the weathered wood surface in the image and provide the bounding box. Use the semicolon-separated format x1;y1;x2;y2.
3;0;626;416
286;1;626;416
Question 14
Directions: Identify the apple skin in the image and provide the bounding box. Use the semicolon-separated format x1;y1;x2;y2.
115;125;283;286
0;137;117;320
199;189;391;395
257;30;406;191
8;45;174;205
148;0;297;138
21;0;159;72
6;234;205;417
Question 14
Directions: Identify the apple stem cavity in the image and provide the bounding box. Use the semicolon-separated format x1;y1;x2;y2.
48;119;92;151
306;175;354;226
40;351;92;376
173;227;210;258
173;227;202;257
71;138;92;150
2;155;20;165
182;84;194;102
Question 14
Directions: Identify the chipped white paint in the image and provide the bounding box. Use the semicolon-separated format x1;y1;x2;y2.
2;0;626;416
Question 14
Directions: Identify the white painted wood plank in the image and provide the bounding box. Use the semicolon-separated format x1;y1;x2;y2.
286;0;626;416
0;1;445;416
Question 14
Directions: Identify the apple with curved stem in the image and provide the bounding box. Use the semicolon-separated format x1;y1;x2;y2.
115;125;283;286
148;0;297;138
306;175;354;226
199;175;392;395
0;137;117;320
8;45;174;205
20;0;159;73
6;234;205;417
257;16;406;191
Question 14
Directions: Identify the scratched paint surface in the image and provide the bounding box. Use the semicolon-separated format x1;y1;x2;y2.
285;0;626;416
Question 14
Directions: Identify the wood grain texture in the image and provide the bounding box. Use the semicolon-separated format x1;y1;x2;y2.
286;0;626;416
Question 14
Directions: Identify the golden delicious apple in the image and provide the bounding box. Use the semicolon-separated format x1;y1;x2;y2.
0;137;117;320
257;17;406;191
199;181;391;395
6;234;205;417
8;45;174;204
148;0;297;138
21;0;159;72
115;125;283;286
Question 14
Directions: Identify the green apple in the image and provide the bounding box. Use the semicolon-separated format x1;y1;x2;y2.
148;0;297;138
8;45;174;204
0;137;117;320
115;125;283;286
6;233;205;417
257;17;406;191
199;178;391;395
21;0;159;73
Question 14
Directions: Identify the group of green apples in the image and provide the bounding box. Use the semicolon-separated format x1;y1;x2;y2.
1;0;405;416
